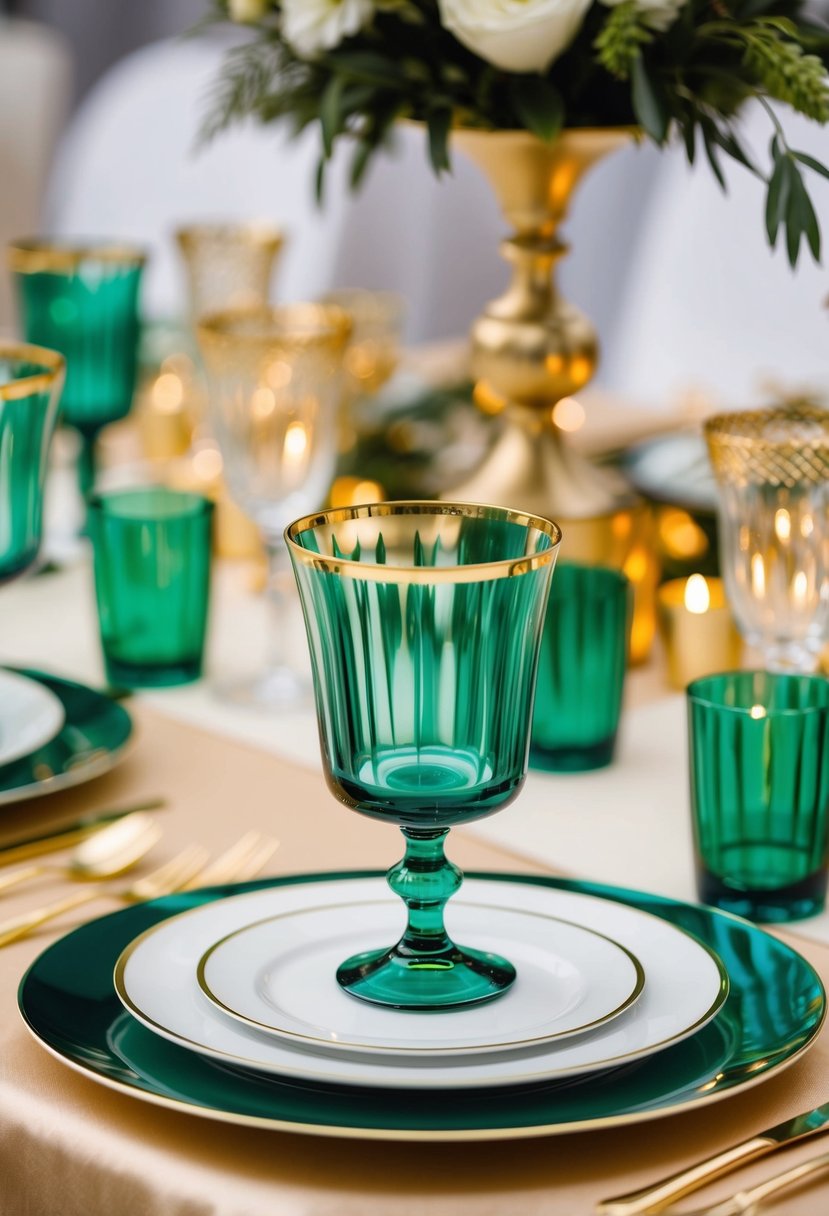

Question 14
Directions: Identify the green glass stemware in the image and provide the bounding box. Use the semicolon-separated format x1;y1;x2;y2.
9;240;145;503
287;502;560;1009
0;342;64;582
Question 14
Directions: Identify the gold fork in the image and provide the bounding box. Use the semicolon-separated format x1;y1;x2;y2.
0;832;280;948
662;1150;829;1216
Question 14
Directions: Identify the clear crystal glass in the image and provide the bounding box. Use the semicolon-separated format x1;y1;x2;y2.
705;406;829;673
198;304;351;707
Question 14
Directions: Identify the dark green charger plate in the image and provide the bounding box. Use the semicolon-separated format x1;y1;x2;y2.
19;871;826;1142
0;668;132;806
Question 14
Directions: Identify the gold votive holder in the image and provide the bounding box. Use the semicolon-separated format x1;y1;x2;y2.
657;575;742;690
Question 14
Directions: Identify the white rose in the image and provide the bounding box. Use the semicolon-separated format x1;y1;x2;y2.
438;0;594;74
600;0;686;31
281;0;375;56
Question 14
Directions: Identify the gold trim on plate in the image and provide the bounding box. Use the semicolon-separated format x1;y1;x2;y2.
194;899;647;1057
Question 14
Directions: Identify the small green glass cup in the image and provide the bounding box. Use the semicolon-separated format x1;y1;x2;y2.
9;239;145;503
530;563;632;772
0;342;65;583
688;670;829;923
89;487;213;688
287;501;560;1010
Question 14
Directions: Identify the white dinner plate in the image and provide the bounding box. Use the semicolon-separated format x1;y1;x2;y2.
197;900;646;1058
0;670;65;769
114;877;728;1090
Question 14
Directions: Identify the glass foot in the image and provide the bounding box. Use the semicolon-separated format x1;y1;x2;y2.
336;942;516;1009
213;665;311;712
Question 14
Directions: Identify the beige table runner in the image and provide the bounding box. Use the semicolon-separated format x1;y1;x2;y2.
1;705;827;1216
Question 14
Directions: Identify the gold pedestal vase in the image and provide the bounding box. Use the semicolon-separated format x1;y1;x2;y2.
445;126;657;662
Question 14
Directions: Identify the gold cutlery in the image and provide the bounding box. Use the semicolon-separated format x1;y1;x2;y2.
662;1150;829;1216
597;1103;829;1214
0;831;280;947
0;813;162;894
0;797;166;868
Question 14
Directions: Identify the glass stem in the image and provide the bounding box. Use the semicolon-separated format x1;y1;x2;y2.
263;538;292;676
77;430;98;503
387;828;463;961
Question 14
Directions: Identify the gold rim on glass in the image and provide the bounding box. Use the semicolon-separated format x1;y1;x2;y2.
285;501;562;584
8;238;147;274
704;405;829;486
197;303;352;349
0;341;65;402
175;221;284;253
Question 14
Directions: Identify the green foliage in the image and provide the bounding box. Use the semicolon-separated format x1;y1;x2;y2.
595;3;653;80
200;0;829;267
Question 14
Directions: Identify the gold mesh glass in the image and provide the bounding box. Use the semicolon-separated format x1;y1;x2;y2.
704;406;829;672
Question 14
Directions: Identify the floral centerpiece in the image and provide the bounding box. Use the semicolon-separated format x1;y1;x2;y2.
204;0;829;265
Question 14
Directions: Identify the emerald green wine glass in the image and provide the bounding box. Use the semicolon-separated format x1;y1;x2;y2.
286;501;560;1009
0;341;65;583
9;239;145;504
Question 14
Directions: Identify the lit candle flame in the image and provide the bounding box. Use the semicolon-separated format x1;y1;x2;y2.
284;420;308;461
774;508;791;542
684;574;710;614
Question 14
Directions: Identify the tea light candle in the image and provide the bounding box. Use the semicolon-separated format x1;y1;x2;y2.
657;574;742;690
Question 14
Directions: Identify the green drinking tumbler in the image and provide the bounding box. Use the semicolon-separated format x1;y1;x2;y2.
530;563;632;772
89;487;213;688
688;670;829;922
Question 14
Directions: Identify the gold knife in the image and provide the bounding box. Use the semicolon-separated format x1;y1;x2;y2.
0;798;165;868
597;1103;829;1215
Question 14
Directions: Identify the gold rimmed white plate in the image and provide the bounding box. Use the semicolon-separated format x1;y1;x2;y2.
20;871;824;1141
196;899;646;1059
113;876;727;1089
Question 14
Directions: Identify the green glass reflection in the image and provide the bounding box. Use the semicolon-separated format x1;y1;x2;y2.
287;503;559;1009
89;488;213;689
0;343;64;582
688;671;829;922
18;872;826;1138
10;241;145;502
531;563;632;772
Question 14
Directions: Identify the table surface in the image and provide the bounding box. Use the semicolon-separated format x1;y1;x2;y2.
1;545;829;1214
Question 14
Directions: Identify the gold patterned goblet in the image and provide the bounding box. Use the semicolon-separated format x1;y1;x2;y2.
197;304;351;707
705;405;829;673
175;222;284;322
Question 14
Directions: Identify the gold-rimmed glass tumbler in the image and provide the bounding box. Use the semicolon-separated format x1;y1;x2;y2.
287;501;560;1009
198;304;351;707
705;406;829;672
8;239;145;506
0;342;64;582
